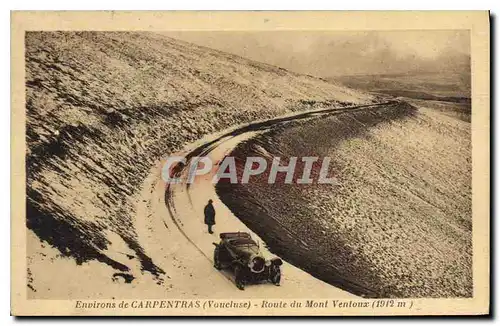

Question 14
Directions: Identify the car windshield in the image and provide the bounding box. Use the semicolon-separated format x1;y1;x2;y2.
229;238;257;247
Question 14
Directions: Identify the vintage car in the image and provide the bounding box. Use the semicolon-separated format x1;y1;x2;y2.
213;232;282;290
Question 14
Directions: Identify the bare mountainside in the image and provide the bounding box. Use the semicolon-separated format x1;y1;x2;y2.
25;32;374;290
217;103;471;298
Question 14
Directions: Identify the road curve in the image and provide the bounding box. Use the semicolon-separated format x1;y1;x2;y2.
157;102;394;297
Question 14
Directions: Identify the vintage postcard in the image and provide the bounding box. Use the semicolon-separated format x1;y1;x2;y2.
11;11;490;316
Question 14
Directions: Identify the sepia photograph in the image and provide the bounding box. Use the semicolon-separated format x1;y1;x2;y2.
10;11;490;316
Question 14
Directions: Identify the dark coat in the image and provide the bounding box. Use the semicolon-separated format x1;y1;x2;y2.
204;202;216;225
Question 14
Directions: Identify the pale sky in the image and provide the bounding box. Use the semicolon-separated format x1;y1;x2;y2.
162;30;470;76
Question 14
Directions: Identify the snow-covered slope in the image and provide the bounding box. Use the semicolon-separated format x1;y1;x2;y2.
25;31;374;295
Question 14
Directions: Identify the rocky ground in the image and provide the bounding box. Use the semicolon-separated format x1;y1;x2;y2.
25;31;373;296
217;101;472;298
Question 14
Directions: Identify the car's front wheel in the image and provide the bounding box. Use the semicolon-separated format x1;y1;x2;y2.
213;247;222;270
234;265;245;290
271;267;281;286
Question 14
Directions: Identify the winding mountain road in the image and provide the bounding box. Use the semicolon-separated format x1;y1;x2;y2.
136;101;395;298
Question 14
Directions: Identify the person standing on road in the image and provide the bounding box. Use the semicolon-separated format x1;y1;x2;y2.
204;199;216;234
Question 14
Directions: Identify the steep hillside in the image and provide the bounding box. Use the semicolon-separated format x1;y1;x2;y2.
25;32;374;290
217;103;471;298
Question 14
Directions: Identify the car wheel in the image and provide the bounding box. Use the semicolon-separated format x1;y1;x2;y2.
235;265;245;290
213;247;222;270
272;268;281;286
